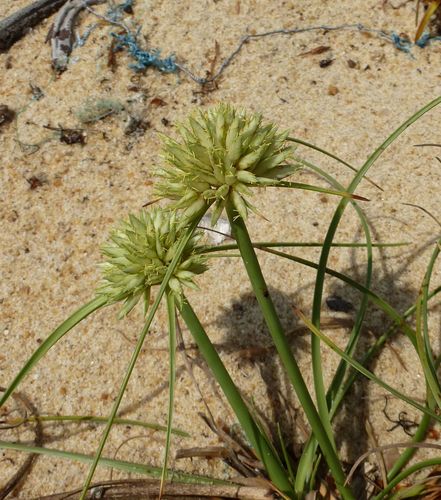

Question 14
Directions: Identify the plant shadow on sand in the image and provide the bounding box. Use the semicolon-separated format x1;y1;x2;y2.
215;286;372;496
214;235;432;497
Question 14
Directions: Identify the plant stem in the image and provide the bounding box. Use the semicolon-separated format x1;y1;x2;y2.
0;440;232;486
296;311;441;422
179;298;294;497
225;201;354;500
160;291;177;495
295;159;372;491
418;240;441;409
3;414;189;435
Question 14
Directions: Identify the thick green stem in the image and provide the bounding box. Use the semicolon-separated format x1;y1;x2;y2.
179;299;294;497
226;202;354;500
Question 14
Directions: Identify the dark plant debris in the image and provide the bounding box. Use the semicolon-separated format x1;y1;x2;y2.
48;0;105;73
30;478;273;499
0;104;15;128
124;115;149;136
107;35;122;72
29;83;44;100
319;58;334;68
299;45;331;56
383;398;419;436
26;175;46;190
200;40;221;93
44;124;86;144
150;97;167;107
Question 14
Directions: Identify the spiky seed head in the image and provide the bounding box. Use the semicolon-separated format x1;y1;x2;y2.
96;207;208;317
155;104;297;225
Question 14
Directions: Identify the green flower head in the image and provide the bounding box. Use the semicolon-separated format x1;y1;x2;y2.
97;207;207;318
155;104;296;224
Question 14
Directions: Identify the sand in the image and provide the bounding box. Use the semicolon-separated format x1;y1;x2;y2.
1;0;441;498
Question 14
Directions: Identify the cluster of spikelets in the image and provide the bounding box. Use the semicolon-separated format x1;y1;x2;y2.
97;209;207;317
98;104;295;316
155;104;296;225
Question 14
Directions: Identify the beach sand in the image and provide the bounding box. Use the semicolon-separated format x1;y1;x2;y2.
1;0;441;497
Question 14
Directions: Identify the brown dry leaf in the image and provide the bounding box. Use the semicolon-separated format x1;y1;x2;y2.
299;45;331;57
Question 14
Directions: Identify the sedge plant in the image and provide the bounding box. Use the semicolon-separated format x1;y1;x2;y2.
1;99;441;499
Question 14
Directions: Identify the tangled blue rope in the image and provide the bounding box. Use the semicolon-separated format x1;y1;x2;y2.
111;31;177;73
389;31;441;53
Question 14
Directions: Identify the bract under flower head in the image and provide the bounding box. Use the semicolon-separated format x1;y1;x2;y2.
97;207;207;318
155;104;297;224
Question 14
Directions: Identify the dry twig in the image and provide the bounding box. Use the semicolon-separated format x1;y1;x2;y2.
0;0;68;51
49;0;105;72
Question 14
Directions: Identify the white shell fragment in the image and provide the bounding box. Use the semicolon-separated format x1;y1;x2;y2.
200;214;231;244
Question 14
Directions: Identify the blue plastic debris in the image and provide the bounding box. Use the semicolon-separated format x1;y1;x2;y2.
390;32;413;53
387;30;441;54
112;32;177;73
415;31;441;47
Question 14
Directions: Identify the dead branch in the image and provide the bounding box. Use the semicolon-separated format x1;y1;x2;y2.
0;0;68;51
49;0;105;72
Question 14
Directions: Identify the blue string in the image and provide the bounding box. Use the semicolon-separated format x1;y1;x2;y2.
74;0;135;48
386;31;441;55
107;0;134;21
78;1;441;80
111;32;177;73
390;32;413;53
415;32;441;47
76;24;98;47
